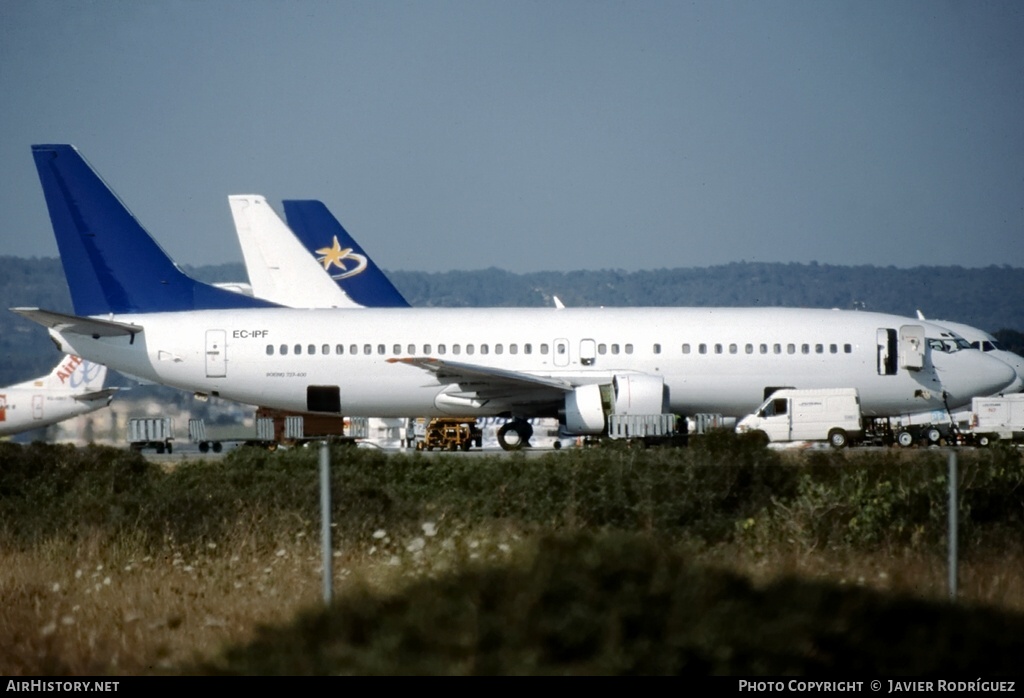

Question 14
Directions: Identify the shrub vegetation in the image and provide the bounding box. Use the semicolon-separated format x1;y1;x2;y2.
0;437;1021;674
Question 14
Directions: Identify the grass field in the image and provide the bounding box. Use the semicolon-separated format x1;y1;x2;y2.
1;438;1021;675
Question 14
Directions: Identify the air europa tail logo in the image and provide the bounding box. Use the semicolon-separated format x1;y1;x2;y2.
68;361;102;389
315;236;368;280
55;355;84;384
57;355;102;388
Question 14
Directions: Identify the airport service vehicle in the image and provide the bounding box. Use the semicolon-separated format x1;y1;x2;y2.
736;388;863;448
967;394;1024;446
417;417;483;451
128;417;174;453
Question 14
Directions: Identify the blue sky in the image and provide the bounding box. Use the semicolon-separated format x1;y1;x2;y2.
1;0;1022;273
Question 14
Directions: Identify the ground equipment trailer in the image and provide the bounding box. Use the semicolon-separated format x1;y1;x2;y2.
254;408;367;447
189;410;368;452
188;417;276;453
127;417;174;454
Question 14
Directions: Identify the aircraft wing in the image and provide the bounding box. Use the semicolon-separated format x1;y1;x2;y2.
387;357;573;406
10;308;143;338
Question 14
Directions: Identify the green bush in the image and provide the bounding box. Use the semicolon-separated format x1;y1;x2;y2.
0;442;1020;556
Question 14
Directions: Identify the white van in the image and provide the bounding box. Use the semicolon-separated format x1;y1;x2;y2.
736;388;863;448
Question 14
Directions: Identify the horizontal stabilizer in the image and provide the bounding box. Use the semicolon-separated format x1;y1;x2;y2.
74;387;119;402
10;307;142;338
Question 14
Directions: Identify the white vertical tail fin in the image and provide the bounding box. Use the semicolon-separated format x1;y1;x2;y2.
13;356;109;393
228;195;361;309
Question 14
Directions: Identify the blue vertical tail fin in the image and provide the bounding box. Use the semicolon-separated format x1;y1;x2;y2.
282;200;410;308
31;144;276;315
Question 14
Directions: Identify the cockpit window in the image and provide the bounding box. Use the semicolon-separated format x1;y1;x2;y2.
927;337;972;353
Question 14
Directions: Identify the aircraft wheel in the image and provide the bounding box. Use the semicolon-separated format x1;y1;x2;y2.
896;431;914;448
828;428;848;449
497;421;530;451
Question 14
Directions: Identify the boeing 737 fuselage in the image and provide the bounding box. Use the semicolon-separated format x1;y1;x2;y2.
24;305;1013;430
15;143;1017;445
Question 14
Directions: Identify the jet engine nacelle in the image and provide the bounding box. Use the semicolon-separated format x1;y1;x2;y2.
564;383;607;435
564;374;668;435
612;374;668;415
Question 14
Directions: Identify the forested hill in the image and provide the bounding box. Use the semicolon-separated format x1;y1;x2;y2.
2;256;1022;385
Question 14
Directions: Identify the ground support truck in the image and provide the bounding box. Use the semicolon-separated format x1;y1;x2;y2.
964;394;1024;446
417;417;483;451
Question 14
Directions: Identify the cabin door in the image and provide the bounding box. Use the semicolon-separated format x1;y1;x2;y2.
32;395;44;420
206;330;227;378
899;325;926;370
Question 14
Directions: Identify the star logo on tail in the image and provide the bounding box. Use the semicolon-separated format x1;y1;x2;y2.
315;236;368;280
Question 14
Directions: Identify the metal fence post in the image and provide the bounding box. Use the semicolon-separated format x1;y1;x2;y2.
947;449;958;601
320;440;333;604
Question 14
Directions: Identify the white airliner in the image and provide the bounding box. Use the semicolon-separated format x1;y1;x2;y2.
12;145;1018;450
227;194;410;309
0;355;114;437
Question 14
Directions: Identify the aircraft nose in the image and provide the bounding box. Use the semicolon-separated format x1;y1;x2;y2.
1001;372;1024;394
936;351;1018;408
991;351;1024;394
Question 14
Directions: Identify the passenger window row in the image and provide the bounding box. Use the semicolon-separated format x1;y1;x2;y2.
266;342;543;357
264;341;853;357
681;342;853;355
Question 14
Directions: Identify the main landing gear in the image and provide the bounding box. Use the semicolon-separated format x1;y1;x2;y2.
497;418;534;451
